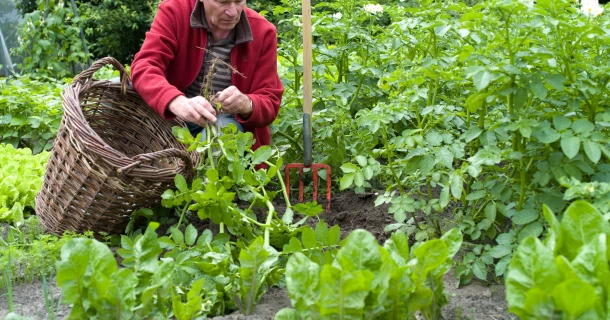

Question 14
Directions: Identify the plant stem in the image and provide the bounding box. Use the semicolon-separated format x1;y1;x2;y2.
206;123;215;170
276;130;303;152
6;249;13;312
264;159;292;209
261;188;275;247
176;203;189;230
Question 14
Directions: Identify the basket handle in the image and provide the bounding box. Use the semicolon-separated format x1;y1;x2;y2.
117;148;194;178
72;57;130;96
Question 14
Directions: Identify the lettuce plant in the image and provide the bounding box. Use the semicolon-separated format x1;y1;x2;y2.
506;200;610;318
277;228;462;320
0;144;49;226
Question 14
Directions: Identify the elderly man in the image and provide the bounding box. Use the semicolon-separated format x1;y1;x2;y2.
131;0;283;150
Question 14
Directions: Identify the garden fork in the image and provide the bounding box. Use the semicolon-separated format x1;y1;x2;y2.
284;0;331;212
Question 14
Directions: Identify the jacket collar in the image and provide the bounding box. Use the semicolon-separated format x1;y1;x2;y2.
190;0;253;45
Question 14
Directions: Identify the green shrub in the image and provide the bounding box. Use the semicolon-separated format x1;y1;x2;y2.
0;76;65;152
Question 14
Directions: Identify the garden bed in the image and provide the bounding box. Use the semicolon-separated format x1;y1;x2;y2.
1;191;511;319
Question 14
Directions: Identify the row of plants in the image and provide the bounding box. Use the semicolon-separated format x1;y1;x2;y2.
272;0;610;284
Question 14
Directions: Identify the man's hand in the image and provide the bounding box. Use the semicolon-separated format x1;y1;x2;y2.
217;86;252;118
167;95;217;125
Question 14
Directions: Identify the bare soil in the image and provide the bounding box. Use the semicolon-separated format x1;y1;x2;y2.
1;191;513;319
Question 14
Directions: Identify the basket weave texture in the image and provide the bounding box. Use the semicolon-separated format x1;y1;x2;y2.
35;57;199;235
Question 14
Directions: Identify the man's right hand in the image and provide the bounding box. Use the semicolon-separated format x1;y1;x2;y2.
167;95;217;125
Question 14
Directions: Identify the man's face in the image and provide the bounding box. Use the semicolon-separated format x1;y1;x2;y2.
202;0;246;34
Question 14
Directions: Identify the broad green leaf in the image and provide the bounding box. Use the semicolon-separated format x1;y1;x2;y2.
413;239;448;279
440;228;463;258
239;237;279;315
184;224;197;246
512;209;538;225
465;190;486;201
275;308;300;320
353;171;365;187
542;204;561;252
174;174;188;192
419;155;435;176
340;174;354;190
335;230;382;271
285;253;320;318
302;227;317;249
463;126;483;143
560;135;580;159
473;70;493;91
132;224;163;273
472;259;487;281
315;220;329;246
439;186;449;208
355;156;367;167
450;173;463;199
171;226;184;246
328;225;341;245
529;76;547;99
465;92;490;112
437;147;453;169
319;265;373;319
572;119;595;134
506;237;561;316
551;279;596;318
251;146;273;165
583;140;601;164
384;231;410;265
282;207;294;225
341;163;359;173
559;200;610;260
378;265;416;319
571;234;610;290
489;244;512;259
545;74;565;91
553;116;571;131
522;287;555;319
534;127;560;144
56;238;118;306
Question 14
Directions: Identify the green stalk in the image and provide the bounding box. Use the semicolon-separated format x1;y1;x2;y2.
6;249;13;312
205;123;215;170
263;159;292;208
176;203;189;231
219;222;233;262
261;188;275;247
40;241;55;320
518;156;527;211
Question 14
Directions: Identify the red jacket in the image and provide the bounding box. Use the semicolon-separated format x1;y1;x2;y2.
131;1;284;150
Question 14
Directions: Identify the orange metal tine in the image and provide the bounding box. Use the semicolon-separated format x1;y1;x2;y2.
285;163;332;212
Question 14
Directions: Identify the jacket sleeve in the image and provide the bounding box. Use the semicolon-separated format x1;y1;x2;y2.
131;1;183;119
235;27;284;129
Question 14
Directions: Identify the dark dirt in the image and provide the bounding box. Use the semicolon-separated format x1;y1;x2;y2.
1;191;513;319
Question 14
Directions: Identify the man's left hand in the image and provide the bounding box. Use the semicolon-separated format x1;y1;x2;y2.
217;86;252;118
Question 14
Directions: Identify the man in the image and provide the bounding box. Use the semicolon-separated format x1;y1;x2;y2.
131;0;283;150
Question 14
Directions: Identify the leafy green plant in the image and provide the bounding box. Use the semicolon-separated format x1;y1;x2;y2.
13;0;90;78
0;145;49;226
271;0;610;285
506;200;610;318
277;228;462;320
0;217;91;291
79;0;157;64
0;77;64;152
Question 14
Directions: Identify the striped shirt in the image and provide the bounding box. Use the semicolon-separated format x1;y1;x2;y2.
184;3;253;99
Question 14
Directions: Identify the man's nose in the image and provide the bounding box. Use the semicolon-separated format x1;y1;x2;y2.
224;4;238;17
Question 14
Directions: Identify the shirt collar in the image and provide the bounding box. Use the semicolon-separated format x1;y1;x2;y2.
190;0;253;45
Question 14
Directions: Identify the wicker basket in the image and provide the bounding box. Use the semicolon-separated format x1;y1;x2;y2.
35;57;199;236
